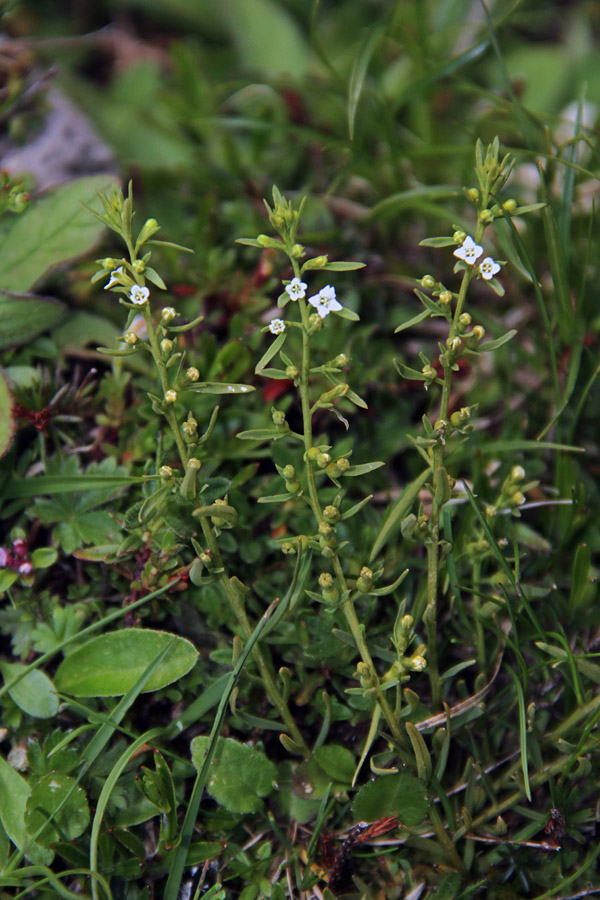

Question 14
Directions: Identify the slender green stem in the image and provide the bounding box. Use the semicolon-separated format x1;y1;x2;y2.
293;266;409;752
142;303;309;755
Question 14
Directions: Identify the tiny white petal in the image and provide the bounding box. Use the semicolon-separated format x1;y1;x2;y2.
269;318;286;334
129;284;150;305
479;257;501;280
453;236;484;265
307;285;343;319
285;277;307;300
104;266;124;289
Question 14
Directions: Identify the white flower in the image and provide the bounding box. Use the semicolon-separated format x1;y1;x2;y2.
479;257;501;281
453;236;484;266
269;318;286;335
307;285;342;319
104;266;124;289
130;284;150;305
285;277;307;300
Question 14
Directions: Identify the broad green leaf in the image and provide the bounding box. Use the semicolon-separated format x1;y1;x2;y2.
1;663;59;718
0;291;66;351
370;186;459;220
348;25;384;140
25;774;89;847
344;461;384;477
334;306;360;322
54;629;198;697
395;309;432;334
0;368;14;456
236;428;287;442
0;756;52;865
0;175;112;293
183;382;255;395
223;0;309;78
370;468;432;560
191;736;276;814
314;745;355;784
353;772;429;825
322;261;366;271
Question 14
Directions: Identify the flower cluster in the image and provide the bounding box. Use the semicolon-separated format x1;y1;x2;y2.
453;236;501;281
268;281;344;336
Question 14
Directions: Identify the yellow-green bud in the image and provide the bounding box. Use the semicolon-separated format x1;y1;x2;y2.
480;208;494;223
401;614;413;632
438;290;453;305
182;415;198;439
161;339;174;355
410;655;427;672
420;274;436;289
124;331;138;345
316;452;331;469
164;389;178;403
512;491;525;506
356;566;373;593
485;505;497;519
272;408;286;427
312;255;328;268
102;258;120;269
503;199;517;213
334;457;350;473
448;337;462;353
422;365;437;380
291;243;305;258
281;541;296;555
185;367;200;382
179;457;201;499
285;365;299;379
333;353;350;367
132;259;145;274
453;230;466;244
162;307;177;322
511;465;525;482
323;505;340;524
159;465;174;484
319;522;333;538
307;313;323;335
458;313;472;328
318;571;339;602
282;465;295;480
467;188;479;202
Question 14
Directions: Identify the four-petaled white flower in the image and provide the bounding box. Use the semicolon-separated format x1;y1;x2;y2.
130;284;150;306
479;257;501;281
307;285;342;319
269;318;286;335
453;236;483;266
104;266;124;289
285;277;307;300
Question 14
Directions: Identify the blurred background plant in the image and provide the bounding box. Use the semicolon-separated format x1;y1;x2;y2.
0;1;599;898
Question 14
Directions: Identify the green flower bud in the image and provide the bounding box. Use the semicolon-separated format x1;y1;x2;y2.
164;389;178;403
281;541;296;555
161;307;177;322
318;571;339;602
438;290;453;305
179;457;201;499
480;208;494;223
467;188;479;202
159;465;174;485
161;339;174;356
285;365;299;379
458;313;472;328
185;367;200;382
282;465;295;480
124;331;138;345
410;655;427;672
356;566;373;593
211;497;230;527
307;313;323;335
291;243;305;258
333;353;350;367
512;491;525;506
511;465;525;482
132;259;146;274
453;230;467;244
503;199;517;213
323;505;340;524
420;274;436;289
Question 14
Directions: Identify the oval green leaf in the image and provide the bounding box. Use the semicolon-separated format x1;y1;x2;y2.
0;291;66;351
191;736;276;814
54;629;198;697
0;175;113;293
1;663;59;718
25;773;89;847
0;757;53;865
353;772;429;826
0;368;14;456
